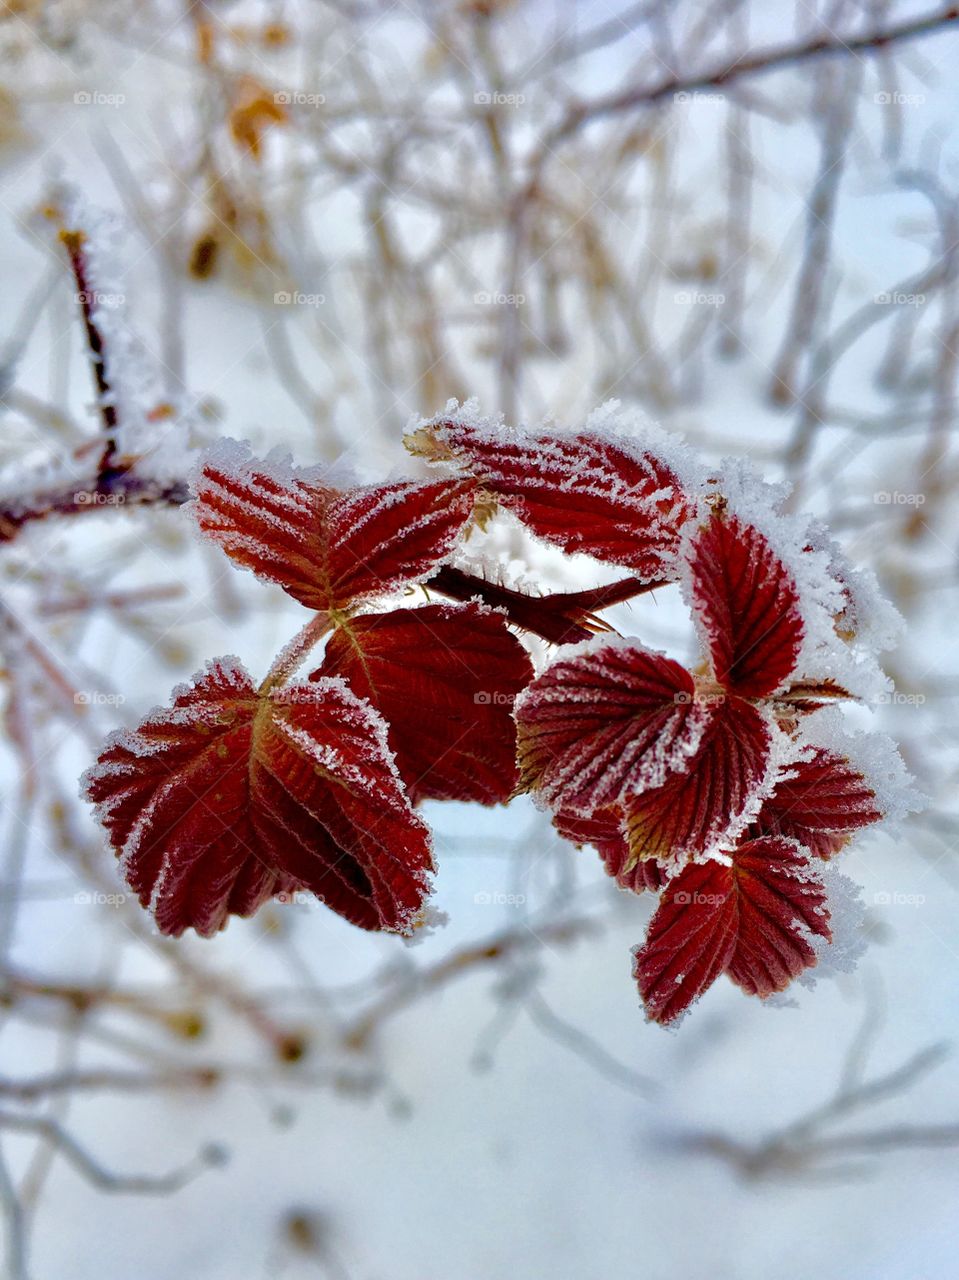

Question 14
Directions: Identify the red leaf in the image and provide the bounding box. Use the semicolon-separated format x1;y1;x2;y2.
633;836;831;1024
554;808;666;893
624;696;773;863
83;658;432;937
751;749;881;858
192;442;476;610
689;512;803;697
421;417;695;579
514;642;704;816
313;603;533;805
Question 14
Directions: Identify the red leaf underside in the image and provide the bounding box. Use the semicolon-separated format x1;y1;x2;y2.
432;419;695;579
514;643;703;816
554;808;666;892
633;836;831;1024
751;749;881;858
193;447;476;610
689;512;804;697
314;603;533;805
321;479;477;608
83;658;432;937
624;695;773;863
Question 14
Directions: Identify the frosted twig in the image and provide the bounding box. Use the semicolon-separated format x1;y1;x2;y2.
0;1112;220;1194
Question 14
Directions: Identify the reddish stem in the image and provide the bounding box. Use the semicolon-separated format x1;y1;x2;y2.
425;565;666;645
60;229;117;463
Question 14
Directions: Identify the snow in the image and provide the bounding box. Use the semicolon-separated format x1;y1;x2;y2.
59;188;199;486
580;398;708;497
699;455;895;704
799;864;869;992
794;705;921;833
0;3;955;1279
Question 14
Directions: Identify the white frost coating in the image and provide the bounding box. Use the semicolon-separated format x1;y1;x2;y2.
81;656;256;892
533;630;667;668
518;637;795;866
689;457;894;703
410;398;705;578
407;396;504;448
694;713;795;867
61;190;198;483
169;654;251;704
579;399;708;498
0;447;100;516
275;677;437;925
188;437;333;512
804;520;904;654
798;863;868;991
402;904;449;947
278;675;425;823
333;478;470;599
190;438;471;602
445;542;543;602
147;850;175;920
513;637;713;815
793;705;922;831
412;397;707;495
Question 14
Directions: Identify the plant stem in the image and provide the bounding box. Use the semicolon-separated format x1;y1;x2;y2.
260;613;333;692
425;565;665;645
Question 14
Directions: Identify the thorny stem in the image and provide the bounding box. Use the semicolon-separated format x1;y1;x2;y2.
425;565;665;645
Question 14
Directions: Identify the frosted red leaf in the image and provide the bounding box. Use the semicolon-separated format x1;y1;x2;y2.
623;695;773;864
192;441;476;610
689;510;804;697
419;416;696;580
554;808;666;893
633;836;831;1024
751;748;882;859
514;643;704;817
82;657;432;937
313;602;533;805
516;641;774;860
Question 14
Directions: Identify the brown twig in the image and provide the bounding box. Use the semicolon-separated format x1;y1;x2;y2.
343;916;597;1052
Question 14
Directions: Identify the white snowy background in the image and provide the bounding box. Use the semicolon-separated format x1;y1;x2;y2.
0;1;958;1277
